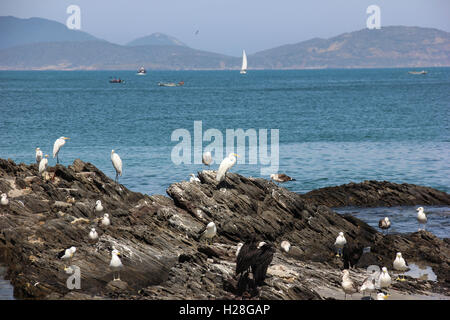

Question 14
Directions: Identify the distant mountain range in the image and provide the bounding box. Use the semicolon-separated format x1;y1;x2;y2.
0;16;449;70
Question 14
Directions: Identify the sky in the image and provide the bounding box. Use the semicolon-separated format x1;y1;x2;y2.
1;0;449;56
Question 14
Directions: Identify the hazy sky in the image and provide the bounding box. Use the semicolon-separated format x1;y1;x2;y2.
1;0;449;56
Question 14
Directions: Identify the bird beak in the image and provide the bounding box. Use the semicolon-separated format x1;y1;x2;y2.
233;153;239;157
117;252;121;256
64;137;70;140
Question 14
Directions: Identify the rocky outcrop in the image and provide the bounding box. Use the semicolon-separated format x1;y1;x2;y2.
301;180;450;208
0;158;449;300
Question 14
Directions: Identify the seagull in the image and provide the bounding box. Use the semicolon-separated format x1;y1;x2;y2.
280;240;291;253
35;147;43;164
199;221;217;244
270;173;296;184
378;217;391;235
88;227;98;242
1;193;9;206
393;252;409;281
94;200;104;214
341;270;357;300
109;249;123;281
202;151;212;166
359;276;376;298
416;207;427;231
257;241;267;249
377;292;390;300
379;267;392;290
189;174;200;183
216;153;238;183
53;136;70;164
111;150;123;184
39;154;49;175
101;213;110;227
334;232;347;257
58;246;76;268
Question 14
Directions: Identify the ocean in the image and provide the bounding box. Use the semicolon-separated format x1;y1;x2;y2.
0;69;449;238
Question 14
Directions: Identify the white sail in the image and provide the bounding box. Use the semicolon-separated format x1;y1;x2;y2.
240;50;247;74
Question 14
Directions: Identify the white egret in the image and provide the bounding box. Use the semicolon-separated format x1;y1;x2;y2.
416;207;427;231
38;154;49;175
189;174;200;183
216;153;238;183
53;137;70;164
111;150;123;183
101;213;110;227
35;147;43;164
341;270;357;300
378;217;391;235
379;267;392;289
334;232;347;257
393;252;408;281
109;249;123;281
202;151;212;166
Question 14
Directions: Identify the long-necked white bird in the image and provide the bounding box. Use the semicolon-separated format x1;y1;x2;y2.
109;249;123;281
334;232;347;257
1;193;9;206
111;150;123;183
393;252;409;281
379;267;392;290
39;154;49;175
416;207;427;231
101;213;110;227
202;151;212;166
53;136;70;164
35;147;43;164
341;270;357;300
216;153;238;183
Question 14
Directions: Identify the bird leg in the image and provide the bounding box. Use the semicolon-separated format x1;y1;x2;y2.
57;154;59;164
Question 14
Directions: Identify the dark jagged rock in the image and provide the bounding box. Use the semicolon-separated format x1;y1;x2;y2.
0;160;449;300
301;180;450;208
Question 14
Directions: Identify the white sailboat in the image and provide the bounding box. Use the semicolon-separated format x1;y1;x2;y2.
240;50;247;74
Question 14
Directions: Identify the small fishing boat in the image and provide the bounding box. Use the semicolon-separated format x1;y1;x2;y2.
240;50;247;74
408;70;427;75
109;78;125;83
137;66;146;75
158;81;184;87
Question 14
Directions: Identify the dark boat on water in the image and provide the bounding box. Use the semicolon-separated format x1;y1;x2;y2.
109;78;125;83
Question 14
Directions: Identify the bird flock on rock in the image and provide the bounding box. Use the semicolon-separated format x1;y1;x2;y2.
0;137;432;298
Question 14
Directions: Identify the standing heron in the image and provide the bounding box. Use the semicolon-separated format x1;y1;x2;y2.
35;148;43;164
53;137;70;164
216;153;238;183
111;150;123;183
39;154;49;175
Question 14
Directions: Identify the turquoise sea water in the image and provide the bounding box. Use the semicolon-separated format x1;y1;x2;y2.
0;68;449;234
